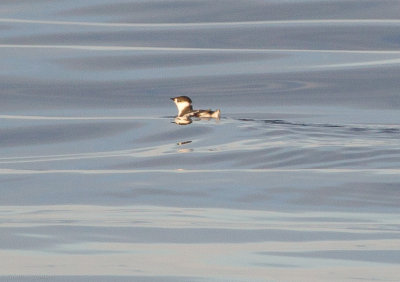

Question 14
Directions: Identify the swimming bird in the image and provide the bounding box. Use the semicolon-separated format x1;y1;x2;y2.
170;96;221;119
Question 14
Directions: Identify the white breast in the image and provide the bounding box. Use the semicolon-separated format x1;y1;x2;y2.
176;101;191;116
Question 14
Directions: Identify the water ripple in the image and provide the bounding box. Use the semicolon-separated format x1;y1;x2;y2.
3;18;400;28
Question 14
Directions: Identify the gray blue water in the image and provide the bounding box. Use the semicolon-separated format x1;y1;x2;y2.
1;0;400;281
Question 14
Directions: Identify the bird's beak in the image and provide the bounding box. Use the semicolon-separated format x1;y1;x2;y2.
170;98;175;101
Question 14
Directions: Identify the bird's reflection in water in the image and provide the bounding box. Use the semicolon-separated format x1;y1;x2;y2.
174;116;218;125
174;116;193;125
177;140;193;153
177;141;192;145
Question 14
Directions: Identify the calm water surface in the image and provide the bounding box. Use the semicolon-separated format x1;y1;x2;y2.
1;0;400;281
